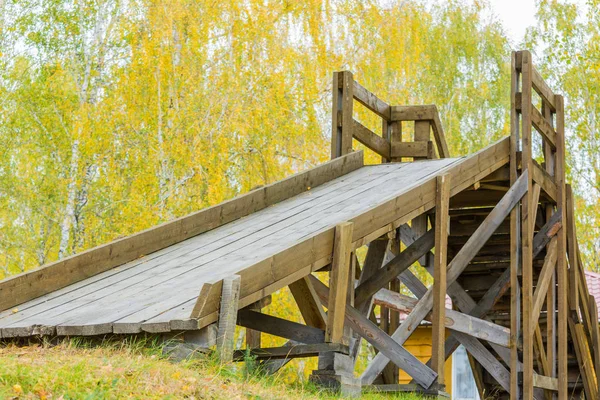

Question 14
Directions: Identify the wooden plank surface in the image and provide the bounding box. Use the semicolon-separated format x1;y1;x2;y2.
0;150;364;312
1;140;509;338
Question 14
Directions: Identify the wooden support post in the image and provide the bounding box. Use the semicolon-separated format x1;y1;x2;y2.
216;275;241;362
520;50;535;400
245;301;262;349
326;222;354;344
361;171;528;385
331;71;354;159
509;51;522;400
555;94;568;400
414;120;431;160
566;185;579;315
432;174;450;388
542;98;557;380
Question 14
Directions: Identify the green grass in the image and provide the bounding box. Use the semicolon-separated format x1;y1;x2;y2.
0;337;425;399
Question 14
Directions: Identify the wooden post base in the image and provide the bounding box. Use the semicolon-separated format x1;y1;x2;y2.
311;352;360;397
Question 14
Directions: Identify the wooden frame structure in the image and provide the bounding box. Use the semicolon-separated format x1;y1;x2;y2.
1;50;599;398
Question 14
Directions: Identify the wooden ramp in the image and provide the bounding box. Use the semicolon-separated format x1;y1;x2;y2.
2;50;599;399
0;154;494;338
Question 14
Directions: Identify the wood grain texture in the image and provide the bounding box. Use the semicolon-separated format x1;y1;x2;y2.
431;174;450;384
0;150;364;313
216;275;241;362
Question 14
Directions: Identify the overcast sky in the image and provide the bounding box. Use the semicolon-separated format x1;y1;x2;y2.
486;0;537;45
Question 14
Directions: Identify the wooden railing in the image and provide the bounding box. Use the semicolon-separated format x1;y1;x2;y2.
331;71;450;161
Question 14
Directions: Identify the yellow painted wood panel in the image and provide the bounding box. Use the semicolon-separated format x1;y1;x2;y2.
398;326;453;394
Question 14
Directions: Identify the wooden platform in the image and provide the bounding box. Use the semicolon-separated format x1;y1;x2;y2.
1;156;484;338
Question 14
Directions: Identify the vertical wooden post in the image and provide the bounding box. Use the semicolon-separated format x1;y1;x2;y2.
216;274;241;362
555;94;568;400
566;185;579;314
520;50;535;400
245;301;262;349
414;120;431;160
331;71;354;159
432;174;450;388
385;120;402;162
326;221;354;344
542;101;557;380
509;51;522;400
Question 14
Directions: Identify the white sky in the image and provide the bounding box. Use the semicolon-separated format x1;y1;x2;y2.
485;0;538;45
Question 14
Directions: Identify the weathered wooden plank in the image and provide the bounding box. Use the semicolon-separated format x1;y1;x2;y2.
373;289;510;348
390;141;432;159
289;277;327;330
532;161;557;202
530;238;558;330
455;331;511;393
331;71;354;158
569;318;599;399
566;185;579;314
310;275;437;389
588;294;600;391
554;93;568;400
237;309;324;344
361;171;528;384
432;174;450;385
326;222;354;344
0;150;364;313
233;342;349;361
354;230;434;306
216;275;241;362
352;119;391;159
520;49;535;400
431;111;450;158
532;67;557;112
532;374;559;391
531;105;557;150
391;105;436;121
353;80;391;120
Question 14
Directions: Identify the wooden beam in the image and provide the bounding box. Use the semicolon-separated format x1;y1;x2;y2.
532;67;557;112
431;110;450;158
510;50;521;400
530;238;558;330
0;150;364;314
216;275;241;362
532;374;559;391
373;289;510;348
352;80;391;120
233;342;349;362
309;275;438;389
432;174;450;386
568;318;599;399
554;94;568;400
532;209;562;256
588;294;600;391
566;185;579;314
237;309;325;345
354;230;434;306
361;171;528;384
331;71;354;158
289;277;327;330
532;162;557;202
520;49;535;400
391;105;436;121
455;331;511;393
245;300;262;349
531;105;557;150
326;222;354;344
353;119;391;159
390;141;432;159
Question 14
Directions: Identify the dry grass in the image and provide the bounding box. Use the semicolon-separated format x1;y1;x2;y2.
0;338;423;399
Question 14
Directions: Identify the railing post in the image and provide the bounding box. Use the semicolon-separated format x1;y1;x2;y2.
331;71;354;159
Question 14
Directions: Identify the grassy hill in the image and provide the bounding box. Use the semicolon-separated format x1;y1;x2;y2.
0;338;422;399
